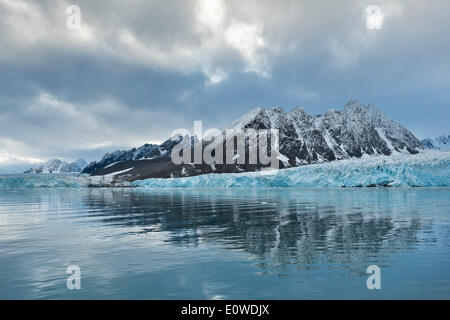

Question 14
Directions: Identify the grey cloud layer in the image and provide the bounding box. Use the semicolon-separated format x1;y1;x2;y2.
0;0;449;170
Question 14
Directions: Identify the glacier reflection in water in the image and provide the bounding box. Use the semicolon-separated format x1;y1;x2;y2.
0;188;449;299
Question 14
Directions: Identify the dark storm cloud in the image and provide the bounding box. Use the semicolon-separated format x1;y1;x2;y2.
0;0;449;170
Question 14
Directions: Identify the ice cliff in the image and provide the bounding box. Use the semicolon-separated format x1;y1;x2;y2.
133;151;450;188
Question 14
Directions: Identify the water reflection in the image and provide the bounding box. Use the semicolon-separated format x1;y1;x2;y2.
77;188;437;274
1;187;449;299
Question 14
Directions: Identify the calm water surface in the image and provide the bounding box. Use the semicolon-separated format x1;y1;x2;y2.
0;187;449;299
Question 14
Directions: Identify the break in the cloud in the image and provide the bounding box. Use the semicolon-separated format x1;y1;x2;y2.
0;0;449;171
365;5;385;30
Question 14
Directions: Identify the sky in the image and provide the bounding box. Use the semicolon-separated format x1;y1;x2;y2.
0;0;449;172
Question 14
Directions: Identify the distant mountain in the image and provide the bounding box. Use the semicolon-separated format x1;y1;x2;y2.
82;99;423;181
82;144;166;174
24;159;87;174
421;135;450;150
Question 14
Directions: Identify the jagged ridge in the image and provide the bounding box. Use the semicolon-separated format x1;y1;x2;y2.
82;99;424;180
421;135;450;150
24;159;87;174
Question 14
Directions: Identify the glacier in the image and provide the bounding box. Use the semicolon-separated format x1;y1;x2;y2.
133;151;450;188
0;174;131;188
82;100;424;179
1;151;449;188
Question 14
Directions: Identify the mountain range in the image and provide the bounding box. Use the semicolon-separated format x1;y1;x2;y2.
81;99;424;181
421;135;450;150
24;159;87;174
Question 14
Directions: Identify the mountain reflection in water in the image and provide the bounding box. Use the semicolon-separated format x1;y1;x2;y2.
0;187;449;299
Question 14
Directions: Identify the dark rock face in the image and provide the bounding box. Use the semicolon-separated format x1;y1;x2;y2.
82;100;424;181
82;144;161;174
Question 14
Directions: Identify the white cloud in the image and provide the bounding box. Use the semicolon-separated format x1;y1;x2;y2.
0;137;45;171
196;0;226;32
0;91;186;163
224;21;268;76
1;0;449;162
0;0;49;45
329;3;401;67
365;5;384;30
0;0;274;84
204;68;227;85
194;0;271;79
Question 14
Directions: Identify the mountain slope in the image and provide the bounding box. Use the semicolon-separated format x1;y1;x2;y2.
24;159;87;174
3;151;449;188
222;99;422;165
421;135;450;150
82;100;424;181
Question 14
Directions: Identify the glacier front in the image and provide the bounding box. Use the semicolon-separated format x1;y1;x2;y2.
1;151;449;188
0;174;131;188
133;151;450;188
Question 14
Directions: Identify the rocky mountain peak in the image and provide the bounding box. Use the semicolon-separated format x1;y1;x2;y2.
421;134;450;150
82;100;425;180
24;158;88;174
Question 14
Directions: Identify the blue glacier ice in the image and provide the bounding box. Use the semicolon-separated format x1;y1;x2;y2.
0;174;84;188
133;151;450;188
0;174;129;188
1;151;449;188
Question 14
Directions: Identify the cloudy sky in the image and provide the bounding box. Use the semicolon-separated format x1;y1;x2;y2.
0;0;449;171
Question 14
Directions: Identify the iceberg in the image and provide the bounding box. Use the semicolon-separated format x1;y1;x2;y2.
133;151;450;188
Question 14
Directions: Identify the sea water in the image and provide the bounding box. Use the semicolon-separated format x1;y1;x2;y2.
0;187;449;299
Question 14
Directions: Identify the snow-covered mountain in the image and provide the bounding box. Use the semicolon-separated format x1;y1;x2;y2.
226;99;422;164
82;100;424;181
421;135;450;150
82;143;166;174
3;151;449;188
24;159;87;174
